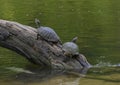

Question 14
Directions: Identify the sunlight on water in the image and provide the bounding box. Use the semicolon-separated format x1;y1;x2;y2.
5;67;35;74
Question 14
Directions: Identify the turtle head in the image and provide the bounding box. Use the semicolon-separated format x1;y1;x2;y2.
35;18;41;28
71;37;78;43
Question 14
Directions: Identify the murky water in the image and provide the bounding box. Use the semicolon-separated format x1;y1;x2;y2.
0;0;120;85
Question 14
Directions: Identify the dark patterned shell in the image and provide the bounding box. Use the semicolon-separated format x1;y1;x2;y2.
37;26;60;42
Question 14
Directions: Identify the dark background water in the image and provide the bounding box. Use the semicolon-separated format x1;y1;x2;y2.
0;0;120;85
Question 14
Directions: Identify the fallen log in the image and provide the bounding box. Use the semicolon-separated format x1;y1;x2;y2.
0;19;91;70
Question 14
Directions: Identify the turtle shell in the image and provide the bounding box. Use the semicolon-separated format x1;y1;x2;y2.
63;42;79;55
37;26;60;43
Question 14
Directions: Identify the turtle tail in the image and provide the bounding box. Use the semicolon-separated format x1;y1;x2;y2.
35;18;41;28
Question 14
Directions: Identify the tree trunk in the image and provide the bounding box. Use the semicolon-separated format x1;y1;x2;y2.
0;19;91;70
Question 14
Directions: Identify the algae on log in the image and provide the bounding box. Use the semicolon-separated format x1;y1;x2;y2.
0;19;90;70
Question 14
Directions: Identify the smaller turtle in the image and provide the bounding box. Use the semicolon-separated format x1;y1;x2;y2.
63;37;79;57
35;18;62;46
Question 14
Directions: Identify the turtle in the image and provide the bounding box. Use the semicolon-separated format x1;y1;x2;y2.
35;18;62;46
63;37;79;57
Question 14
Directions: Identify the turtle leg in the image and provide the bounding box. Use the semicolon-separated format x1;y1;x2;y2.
36;34;39;40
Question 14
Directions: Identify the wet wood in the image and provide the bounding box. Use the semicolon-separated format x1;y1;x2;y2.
0;19;90;70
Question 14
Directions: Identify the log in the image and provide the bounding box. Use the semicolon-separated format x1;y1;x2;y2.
0;19;91;70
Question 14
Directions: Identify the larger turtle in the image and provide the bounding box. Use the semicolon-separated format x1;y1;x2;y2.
63;37;79;57
35;18;62;46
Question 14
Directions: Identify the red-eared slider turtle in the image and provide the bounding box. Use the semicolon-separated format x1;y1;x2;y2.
35;18;62;46
63;37;79;57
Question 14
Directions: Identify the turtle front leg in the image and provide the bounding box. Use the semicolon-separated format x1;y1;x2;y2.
36;34;39;40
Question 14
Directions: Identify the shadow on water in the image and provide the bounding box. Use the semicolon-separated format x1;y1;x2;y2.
4;65;120;85
11;67;89;83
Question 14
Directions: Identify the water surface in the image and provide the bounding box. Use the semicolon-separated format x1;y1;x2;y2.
0;0;120;85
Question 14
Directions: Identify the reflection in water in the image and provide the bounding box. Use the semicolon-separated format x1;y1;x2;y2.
0;66;89;85
1;66;119;85
5;67;35;74
9;67;89;83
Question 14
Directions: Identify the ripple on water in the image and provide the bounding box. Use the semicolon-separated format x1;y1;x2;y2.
93;61;120;68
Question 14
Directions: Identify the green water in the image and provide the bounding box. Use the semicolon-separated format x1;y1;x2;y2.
0;0;120;85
